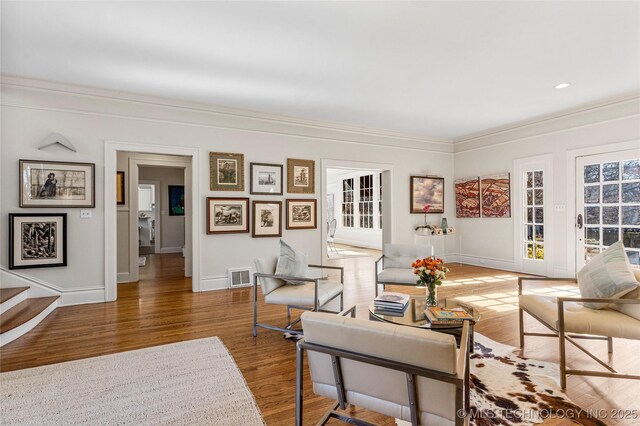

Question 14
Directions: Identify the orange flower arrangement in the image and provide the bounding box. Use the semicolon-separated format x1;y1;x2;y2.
412;256;449;306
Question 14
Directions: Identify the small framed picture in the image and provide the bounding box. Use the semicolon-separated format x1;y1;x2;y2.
250;163;283;195
410;176;444;214
210;152;244;191
9;213;67;269
286;199;317;230
206;197;250;234
116;171;125;205
252;200;282;238
168;185;185;216
287;158;315;194
19;160;95;208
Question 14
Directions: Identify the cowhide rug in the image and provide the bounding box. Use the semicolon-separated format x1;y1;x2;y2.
467;334;605;426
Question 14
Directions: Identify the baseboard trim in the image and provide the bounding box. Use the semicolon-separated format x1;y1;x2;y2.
160;247;184;254
333;238;382;251
456;254;517;273
59;289;106;307
200;275;228;292
117;272;132;283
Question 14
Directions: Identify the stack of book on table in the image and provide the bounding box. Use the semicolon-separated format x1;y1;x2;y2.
373;292;410;316
425;306;473;327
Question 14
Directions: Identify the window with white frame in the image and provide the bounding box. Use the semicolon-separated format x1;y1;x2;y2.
342;178;354;228
359;174;374;229
523;170;544;260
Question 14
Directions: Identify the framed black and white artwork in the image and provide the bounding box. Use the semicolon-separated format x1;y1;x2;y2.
19;160;95;208
9;213;67;269
209;152;244;191
206;197;250;234
252;200;282;238
287;158;315;194
250;163;283;195
286;199;317;230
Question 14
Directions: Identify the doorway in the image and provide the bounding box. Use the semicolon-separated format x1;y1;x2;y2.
105;142;200;302
321;159;394;262
576;149;639;269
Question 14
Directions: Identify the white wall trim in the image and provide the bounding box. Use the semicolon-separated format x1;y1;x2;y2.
200;275;229;292
117;272;131;284
160;247;183;254
333;237;382;251
1;75;453;153
454;93;640;152
456;254;517;273
565;139;640;276
105;140;200;301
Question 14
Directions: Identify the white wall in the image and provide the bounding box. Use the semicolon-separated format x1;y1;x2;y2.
139;166;185;251
454;102;640;276
0;77;454;302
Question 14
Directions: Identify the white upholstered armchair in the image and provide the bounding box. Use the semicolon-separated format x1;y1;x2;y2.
518;276;640;389
253;256;345;337
296;310;470;425
375;244;432;296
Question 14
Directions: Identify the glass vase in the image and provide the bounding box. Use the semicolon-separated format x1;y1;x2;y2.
426;283;438;307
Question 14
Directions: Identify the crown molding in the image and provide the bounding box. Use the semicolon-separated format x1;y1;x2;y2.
0;75;453;152
454;91;640;153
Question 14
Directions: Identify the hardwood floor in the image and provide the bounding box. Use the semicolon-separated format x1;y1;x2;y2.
1;249;638;425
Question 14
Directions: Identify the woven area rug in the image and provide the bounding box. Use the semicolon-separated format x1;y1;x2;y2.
1;337;264;425
468;334;604;426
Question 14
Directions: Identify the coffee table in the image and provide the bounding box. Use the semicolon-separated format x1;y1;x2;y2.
368;295;479;351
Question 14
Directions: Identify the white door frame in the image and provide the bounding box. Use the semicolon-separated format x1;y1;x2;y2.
138;179;162;254
105;141;200;302
566;139;640;275
321;159;394;262
513;154;553;277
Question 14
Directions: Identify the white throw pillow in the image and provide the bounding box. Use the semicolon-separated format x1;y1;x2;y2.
577;241;638;309
611;268;640;320
275;240;308;285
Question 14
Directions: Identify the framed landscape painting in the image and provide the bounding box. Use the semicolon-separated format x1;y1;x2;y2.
455;177;480;218
206;197;250;234
286;199;317;229
287;158;315;194
168;185;185;216
410;176;444;214
19;160;95;208
252;200;282;238
210;152;244;191
9;213;67;269
480;173;511;218
250;163;283;195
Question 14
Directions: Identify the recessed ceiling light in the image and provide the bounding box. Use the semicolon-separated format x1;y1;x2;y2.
555;82;571;89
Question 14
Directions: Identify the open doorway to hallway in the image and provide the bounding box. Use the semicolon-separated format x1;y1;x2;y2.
115;151;192;295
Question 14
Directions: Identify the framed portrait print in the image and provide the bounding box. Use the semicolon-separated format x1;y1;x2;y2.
9;213;67;269
286;199;317;230
287;158;315;194
250;163;283;195
116;171;125;205
252;200;282;238
168;185;185;216
206;197;250;234
210;152;244;191
19;160;95;208
410;176;444;214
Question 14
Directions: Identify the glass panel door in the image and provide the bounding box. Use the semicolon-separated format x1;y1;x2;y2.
576;150;640;269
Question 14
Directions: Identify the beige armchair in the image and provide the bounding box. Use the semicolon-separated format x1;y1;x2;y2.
375;244;432;296
253;256;344;337
296;310;470;425
518;277;640;389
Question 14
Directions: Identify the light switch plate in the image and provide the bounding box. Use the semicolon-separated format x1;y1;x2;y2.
80;209;92;218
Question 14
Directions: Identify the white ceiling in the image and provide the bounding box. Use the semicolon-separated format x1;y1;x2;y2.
2;1;639;139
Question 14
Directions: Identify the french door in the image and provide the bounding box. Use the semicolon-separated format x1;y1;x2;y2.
514;155;552;276
576;150;640;270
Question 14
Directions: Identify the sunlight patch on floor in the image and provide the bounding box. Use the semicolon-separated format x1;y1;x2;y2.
455;284;581;313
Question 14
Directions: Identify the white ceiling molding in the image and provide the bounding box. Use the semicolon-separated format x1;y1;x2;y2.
1;75;454;154
453;93;640;153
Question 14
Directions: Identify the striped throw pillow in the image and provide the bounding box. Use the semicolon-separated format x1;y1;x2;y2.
577;241;639;309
